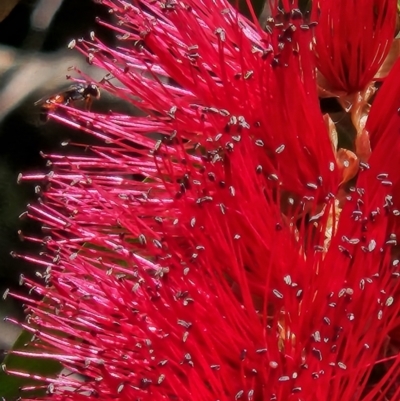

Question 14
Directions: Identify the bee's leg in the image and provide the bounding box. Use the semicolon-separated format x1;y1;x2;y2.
39;106;50;123
84;97;93;111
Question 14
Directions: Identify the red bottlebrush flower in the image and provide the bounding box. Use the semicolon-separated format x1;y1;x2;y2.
4;1;400;401
312;0;397;94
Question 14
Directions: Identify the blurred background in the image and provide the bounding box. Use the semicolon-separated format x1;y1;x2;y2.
0;0;117;358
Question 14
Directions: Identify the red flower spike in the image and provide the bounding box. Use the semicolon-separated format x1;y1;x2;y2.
72;0;339;200
366;57;400;212
312;0;397;94
322;73;400;398
5;1;400;400
367;57;400;149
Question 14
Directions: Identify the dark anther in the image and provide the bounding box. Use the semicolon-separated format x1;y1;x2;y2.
290;8;303;20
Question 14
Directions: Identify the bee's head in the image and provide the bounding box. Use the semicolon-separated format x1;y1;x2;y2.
85;84;101;99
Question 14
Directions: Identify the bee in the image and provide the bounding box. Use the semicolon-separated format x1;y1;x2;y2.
35;83;100;123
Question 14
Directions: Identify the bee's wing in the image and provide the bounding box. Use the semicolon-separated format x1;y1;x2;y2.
34;96;47;106
65;84;86;101
34;84;79;106
34;93;58;106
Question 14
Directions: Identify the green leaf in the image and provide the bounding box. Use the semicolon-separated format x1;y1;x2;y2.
0;329;62;399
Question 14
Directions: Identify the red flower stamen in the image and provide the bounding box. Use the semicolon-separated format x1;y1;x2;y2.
3;1;400;400
312;0;397;94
